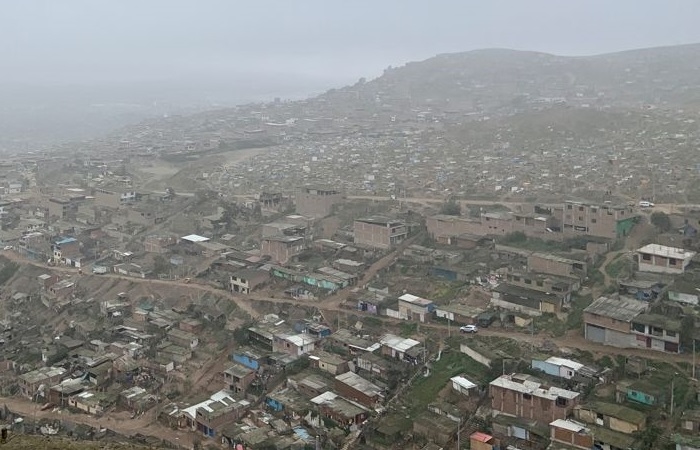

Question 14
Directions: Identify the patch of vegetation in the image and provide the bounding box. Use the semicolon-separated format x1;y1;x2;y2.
399;322;418;337
0;262;19;285
439;197;461;216
408;351;488;415
566;294;593;330
535;313;567;337
0;435;154;449
362;316;383;328
605;254;632;279
499;233;589;253
650;211;672;233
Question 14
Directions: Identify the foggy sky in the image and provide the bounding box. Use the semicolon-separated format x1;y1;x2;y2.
3;0;700;91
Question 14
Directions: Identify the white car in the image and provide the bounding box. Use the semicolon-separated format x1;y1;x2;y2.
460;325;478;333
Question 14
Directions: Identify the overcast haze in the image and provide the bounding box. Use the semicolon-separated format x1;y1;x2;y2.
3;0;700;87
2;0;700;148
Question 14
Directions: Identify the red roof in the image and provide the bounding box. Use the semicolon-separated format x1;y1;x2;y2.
470;432;493;443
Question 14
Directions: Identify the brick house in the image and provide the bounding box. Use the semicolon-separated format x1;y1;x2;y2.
223;364;256;394
311;392;369;427
230;268;269;294
353;217;407;250
489;374;580;424
19;366;66;398
527;252;587;279
334;372;384;408
549;419;594;450
562;201;637;239
636;243;696;274
295;187;343;218
261;236;305;264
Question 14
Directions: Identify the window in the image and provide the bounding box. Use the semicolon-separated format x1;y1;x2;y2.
536;280;544;287
578;216;583;221
524;279;532;285
669;258;677;266
591;218;597;224
632;322;645;333
642;254;651;261
555;397;568;407
567;204;573;210
666;330;677;337
523;393;532;400
578;206;584;212
591;208;598;214
513;276;521;282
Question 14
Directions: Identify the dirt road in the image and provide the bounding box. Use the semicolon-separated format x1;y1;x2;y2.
4;241;696;367
0;397;192;449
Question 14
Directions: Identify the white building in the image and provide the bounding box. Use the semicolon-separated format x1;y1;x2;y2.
636;244;696;274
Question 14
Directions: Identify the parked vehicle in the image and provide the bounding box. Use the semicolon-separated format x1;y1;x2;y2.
459;325;478;333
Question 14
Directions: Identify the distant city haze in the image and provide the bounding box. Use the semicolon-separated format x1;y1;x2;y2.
2;0;700;146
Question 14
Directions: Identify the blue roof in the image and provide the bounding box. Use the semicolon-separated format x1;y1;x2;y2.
55;237;77;245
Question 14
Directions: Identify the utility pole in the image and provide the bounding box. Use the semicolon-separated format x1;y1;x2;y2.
456;418;461;450
670;377;675;417
693;339;697;380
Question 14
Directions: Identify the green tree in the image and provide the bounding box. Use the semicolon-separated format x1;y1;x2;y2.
650;211;672;233
152;255;170;275
440;197;461;216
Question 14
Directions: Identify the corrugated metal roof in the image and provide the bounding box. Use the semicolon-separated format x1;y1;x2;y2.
583;296;647;322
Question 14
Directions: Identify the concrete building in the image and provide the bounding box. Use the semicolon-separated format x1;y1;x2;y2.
630;313;681;353
47;197;78;220
230;269;269;294
636;243;696;274
583;296;656;349
94;188;138;209
562;200;637;240
398;293;435;322
489;374;580;424
353;217;407;250
295;186;343;218
19;366;67;398
261;236;305;264
223;364;256;394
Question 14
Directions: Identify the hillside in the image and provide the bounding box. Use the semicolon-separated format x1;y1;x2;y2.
324;44;700;113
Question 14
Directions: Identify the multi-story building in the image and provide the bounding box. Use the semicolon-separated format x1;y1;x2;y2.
489;374;580;425
261;236;305;264
47;197;78;220
230;269;269;294
223;364;256;394
94;188;138;209
562;200;637;239
295;186;343;218
353;217;407;250
583;295;649;348
636;243;696;274
19;366;67;398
